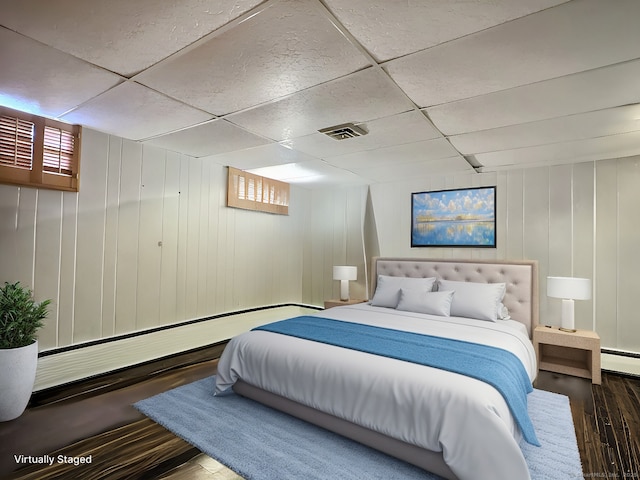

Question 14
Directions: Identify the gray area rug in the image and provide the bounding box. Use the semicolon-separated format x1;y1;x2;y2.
134;376;583;479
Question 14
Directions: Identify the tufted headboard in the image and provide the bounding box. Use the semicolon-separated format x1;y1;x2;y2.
370;257;539;337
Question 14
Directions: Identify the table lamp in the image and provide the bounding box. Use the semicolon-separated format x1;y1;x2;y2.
547;276;591;332
333;266;357;301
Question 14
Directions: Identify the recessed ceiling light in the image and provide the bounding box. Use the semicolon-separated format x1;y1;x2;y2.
247;163;323;182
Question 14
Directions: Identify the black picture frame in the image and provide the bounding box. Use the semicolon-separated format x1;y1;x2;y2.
411;186;496;248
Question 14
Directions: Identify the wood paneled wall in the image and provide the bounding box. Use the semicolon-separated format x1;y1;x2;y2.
596;157;640;354
301;187;369;306
2;124;637;362
0;129;307;351
368;157;640;354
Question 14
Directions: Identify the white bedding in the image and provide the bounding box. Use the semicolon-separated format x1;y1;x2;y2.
215;303;538;480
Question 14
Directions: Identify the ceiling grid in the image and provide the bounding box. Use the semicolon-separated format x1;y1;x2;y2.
0;0;638;186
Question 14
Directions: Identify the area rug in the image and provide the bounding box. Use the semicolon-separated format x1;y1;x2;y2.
134;376;583;479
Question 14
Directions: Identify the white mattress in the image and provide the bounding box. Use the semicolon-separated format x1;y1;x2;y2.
215;303;537;480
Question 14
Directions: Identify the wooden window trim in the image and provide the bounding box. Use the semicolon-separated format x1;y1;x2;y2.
227;167;289;215
0;106;81;192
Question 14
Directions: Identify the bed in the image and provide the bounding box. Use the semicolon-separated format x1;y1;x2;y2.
215;257;539;480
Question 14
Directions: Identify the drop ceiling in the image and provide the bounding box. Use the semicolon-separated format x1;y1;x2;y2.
1;0;639;187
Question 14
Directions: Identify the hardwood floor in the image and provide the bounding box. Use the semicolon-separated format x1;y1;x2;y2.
1;348;639;479
535;370;640;479
588;374;640;476
0;344;225;480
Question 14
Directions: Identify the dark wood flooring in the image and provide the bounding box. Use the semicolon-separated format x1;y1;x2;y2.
535;370;640;479
0;344;225;480
1;346;639;479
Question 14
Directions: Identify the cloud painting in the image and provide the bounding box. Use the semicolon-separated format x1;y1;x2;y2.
411;187;496;247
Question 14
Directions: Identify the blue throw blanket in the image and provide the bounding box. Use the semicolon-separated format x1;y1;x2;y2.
254;316;540;446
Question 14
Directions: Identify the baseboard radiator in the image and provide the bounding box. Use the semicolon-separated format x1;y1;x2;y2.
601;349;640;377
34;304;319;391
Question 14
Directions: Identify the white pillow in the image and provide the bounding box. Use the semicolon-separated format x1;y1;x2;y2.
436;279;506;322
397;289;454;316
497;303;511;320
371;275;437;308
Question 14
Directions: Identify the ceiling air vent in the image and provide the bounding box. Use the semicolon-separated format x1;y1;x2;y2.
318;123;368;140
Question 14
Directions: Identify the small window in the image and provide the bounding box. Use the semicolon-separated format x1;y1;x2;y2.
43;126;75;176
0;106;81;192
227;166;289;215
0;115;34;170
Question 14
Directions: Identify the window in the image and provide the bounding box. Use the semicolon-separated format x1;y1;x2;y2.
0;106;81;192
227;166;289;215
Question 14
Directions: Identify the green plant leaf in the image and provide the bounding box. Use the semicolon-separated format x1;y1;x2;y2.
0;282;50;349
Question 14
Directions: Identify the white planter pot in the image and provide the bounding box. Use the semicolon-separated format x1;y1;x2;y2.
0;340;38;422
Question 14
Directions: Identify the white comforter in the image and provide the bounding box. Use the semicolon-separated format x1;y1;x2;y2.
215;303;538;480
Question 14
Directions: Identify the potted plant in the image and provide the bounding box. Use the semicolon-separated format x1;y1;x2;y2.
0;282;50;421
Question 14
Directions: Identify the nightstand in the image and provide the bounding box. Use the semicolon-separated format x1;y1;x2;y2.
533;325;601;384
324;299;366;309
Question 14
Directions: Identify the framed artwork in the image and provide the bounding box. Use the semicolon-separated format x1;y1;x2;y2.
411;186;496;247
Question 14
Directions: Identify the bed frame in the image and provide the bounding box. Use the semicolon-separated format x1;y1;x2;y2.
370;257;539;337
233;256;539;480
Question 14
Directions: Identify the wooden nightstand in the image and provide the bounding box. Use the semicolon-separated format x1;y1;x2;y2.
533;325;601;384
324;299;366;309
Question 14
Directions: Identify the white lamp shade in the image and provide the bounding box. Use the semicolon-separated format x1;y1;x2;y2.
333;266;357;281
547;276;591;300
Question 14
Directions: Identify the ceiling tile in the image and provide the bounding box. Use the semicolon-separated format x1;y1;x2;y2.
427;59;640;136
136;0;371;115
476;130;640;168
204;143;321;171
3;0;637;186
143;119;272;157
386;0;640;107
324;0;566;62
355;157;473;183
0;0;264;77
284;111;441;159
227;68;415;141
450;105;640;154
60;82;213;140
324;138;461;171
0;27;123;118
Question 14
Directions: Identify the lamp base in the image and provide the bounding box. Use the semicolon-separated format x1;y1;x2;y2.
339;280;350;302
560;298;576;331
558;327;577;333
